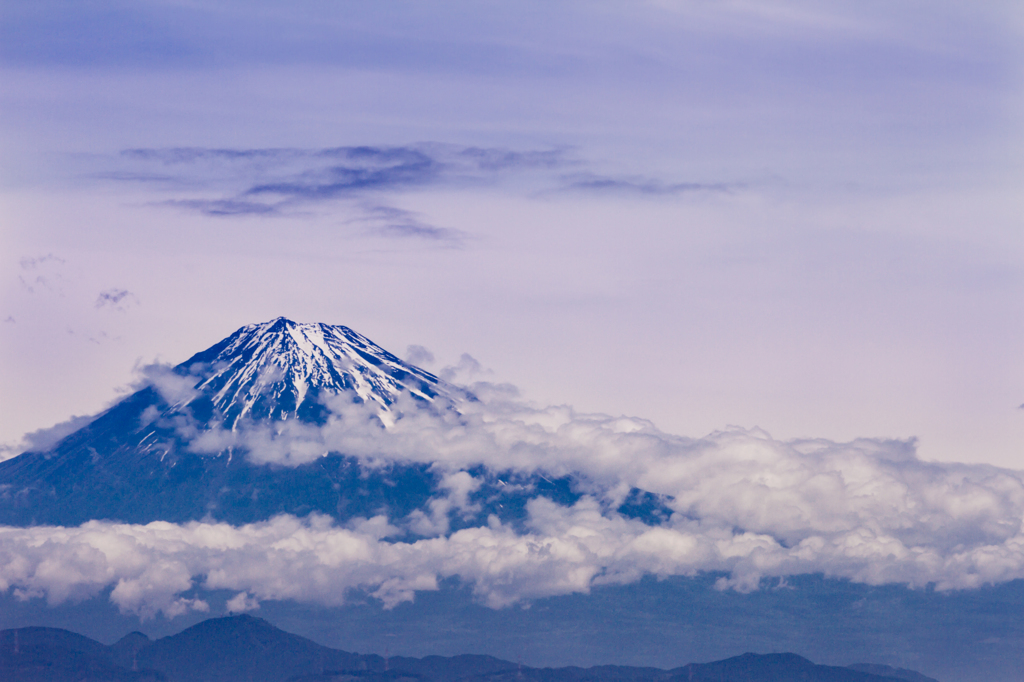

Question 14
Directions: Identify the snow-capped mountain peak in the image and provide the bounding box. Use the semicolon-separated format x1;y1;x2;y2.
174;317;451;427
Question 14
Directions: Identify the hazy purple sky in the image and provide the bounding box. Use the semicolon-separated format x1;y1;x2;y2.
2;0;1023;466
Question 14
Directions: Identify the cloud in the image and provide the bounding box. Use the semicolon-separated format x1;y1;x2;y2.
408;471;483;537
135;362;202;407
159;387;1024;559
104;145;739;221
4;481;1024;621
19;254;66;270
226;591;260;613
0;414;97;462
1;362;192;462
16;253;67;295
245;395;1024;559
559;173;736;195
105;144;572;219
405;345;436;366
19;415;97;452
9;356;1024;617
162;198;280;216
439;354;486;383
344;205;466;244
95;288;139;311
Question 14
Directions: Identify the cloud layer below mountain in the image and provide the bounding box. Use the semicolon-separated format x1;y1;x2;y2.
4;388;1024;618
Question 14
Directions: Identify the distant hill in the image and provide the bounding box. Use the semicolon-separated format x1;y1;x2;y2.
847;664;939;682
0;614;938;682
0;625;165;681
665;653;931;682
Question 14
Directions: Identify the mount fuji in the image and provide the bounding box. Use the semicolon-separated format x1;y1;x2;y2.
167;317;461;426
0;318;604;527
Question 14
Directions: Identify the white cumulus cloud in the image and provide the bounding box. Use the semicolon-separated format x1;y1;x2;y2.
2;484;1024;618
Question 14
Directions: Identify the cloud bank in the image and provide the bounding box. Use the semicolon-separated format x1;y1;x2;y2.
4;386;1024;618
3;488;1024;621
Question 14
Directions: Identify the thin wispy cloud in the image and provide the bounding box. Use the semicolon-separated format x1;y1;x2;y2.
19;254;66;269
98;144;733;226
344;205;466;245
560;173;737;195
242;146;440;199
107;144;574;219
16;253;68;295
162;198;281;217
95;288;139;312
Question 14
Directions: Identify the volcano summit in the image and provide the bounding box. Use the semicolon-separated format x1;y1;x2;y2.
169;317;459;426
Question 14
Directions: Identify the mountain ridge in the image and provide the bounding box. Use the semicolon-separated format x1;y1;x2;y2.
0;614;939;682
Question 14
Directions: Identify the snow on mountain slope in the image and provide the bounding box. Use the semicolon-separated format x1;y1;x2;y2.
172;317;457;427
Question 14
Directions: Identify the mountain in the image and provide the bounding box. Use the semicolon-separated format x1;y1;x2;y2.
846;665;939;682
0;319;441;526
0;626;165;681
133;615;365;682
171;318;457;426
0;615;939;682
0;318;609;528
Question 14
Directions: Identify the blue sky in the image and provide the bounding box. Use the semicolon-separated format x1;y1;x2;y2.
2;0;1023;467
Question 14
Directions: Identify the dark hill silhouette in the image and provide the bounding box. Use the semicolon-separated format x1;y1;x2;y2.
0;615;939;682
0;626;164;681
136;615;366;682
847;664;938;682
386;654;518;682
667;653;898;682
110;631;155;671
288;672;426;682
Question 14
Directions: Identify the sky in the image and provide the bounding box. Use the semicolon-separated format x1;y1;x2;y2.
2;0;1024;469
